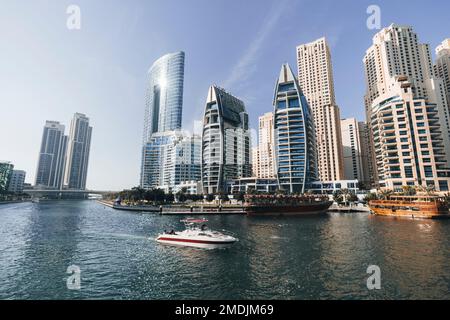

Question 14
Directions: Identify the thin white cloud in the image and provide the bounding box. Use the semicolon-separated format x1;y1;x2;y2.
223;0;290;90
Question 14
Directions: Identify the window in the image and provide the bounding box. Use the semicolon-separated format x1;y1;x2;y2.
288;98;300;108
278;83;295;92
277;100;287;109
424;166;433;177
439;180;449;191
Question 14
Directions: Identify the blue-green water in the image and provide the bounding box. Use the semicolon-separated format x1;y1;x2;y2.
0;201;449;300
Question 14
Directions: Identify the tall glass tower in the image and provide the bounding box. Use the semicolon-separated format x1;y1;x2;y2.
64;113;92;190
142;51;185;143
273;63;317;193
35;121;68;189
141;52;185;189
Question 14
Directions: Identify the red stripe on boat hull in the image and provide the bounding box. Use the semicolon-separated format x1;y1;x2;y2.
157;237;235;245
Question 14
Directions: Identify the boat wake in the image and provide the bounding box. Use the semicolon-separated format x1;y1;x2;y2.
270;235;289;240
86;232;150;241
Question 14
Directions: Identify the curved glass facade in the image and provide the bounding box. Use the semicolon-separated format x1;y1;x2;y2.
273;64;317;193
143;51;185;143
202;86;251;194
141;52;185;188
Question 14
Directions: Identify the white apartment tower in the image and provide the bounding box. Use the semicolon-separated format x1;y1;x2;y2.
364;25;450;159
296;37;344;182
252;112;276;179
434;39;450;112
363;25;450;192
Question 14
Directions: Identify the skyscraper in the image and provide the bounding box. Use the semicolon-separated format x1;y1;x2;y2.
364;25;450;192
252;112;276;179
273;63;317;193
340;118;365;183
434;39;450;111
35;121;68;189
64;113;92;190
142;51;185;142
201;85;251;194
364;25;450;161
368;76;450;191
296;37;344;182
141;51;185;188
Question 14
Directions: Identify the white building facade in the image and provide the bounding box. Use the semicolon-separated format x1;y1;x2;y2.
252;112;276;179
363;24;450;191
297;37;344;182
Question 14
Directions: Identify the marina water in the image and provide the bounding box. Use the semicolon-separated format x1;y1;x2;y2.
0;201;449;299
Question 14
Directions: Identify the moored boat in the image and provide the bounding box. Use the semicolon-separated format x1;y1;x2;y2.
244;194;332;216
156;218;238;249
368;195;450;219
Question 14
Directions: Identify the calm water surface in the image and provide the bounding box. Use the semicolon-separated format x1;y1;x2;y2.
0;201;449;299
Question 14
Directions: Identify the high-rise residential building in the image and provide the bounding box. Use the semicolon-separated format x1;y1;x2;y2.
296;37;344;182
252;112;276;179
64;113;92;190
35;121;68;189
364;25;450;160
140;51;185;188
364;24;450;191
369;77;450;192
340;118;365;184
434;39;450;111
0;161;14;192
141;130;201;191
201;85;251;194
8;170;26;193
273;63;317;193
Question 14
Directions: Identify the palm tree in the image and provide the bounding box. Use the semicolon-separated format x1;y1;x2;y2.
423;185;436;196
378;189;393;200
401;185;416;196
443;193;450;207
363;192;378;204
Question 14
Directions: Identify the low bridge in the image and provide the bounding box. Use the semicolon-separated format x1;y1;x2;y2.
24;189;117;199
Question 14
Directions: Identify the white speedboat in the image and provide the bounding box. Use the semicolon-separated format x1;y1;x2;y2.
156;218;237;249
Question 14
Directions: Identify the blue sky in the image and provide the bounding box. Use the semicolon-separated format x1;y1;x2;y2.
1;0;449;190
